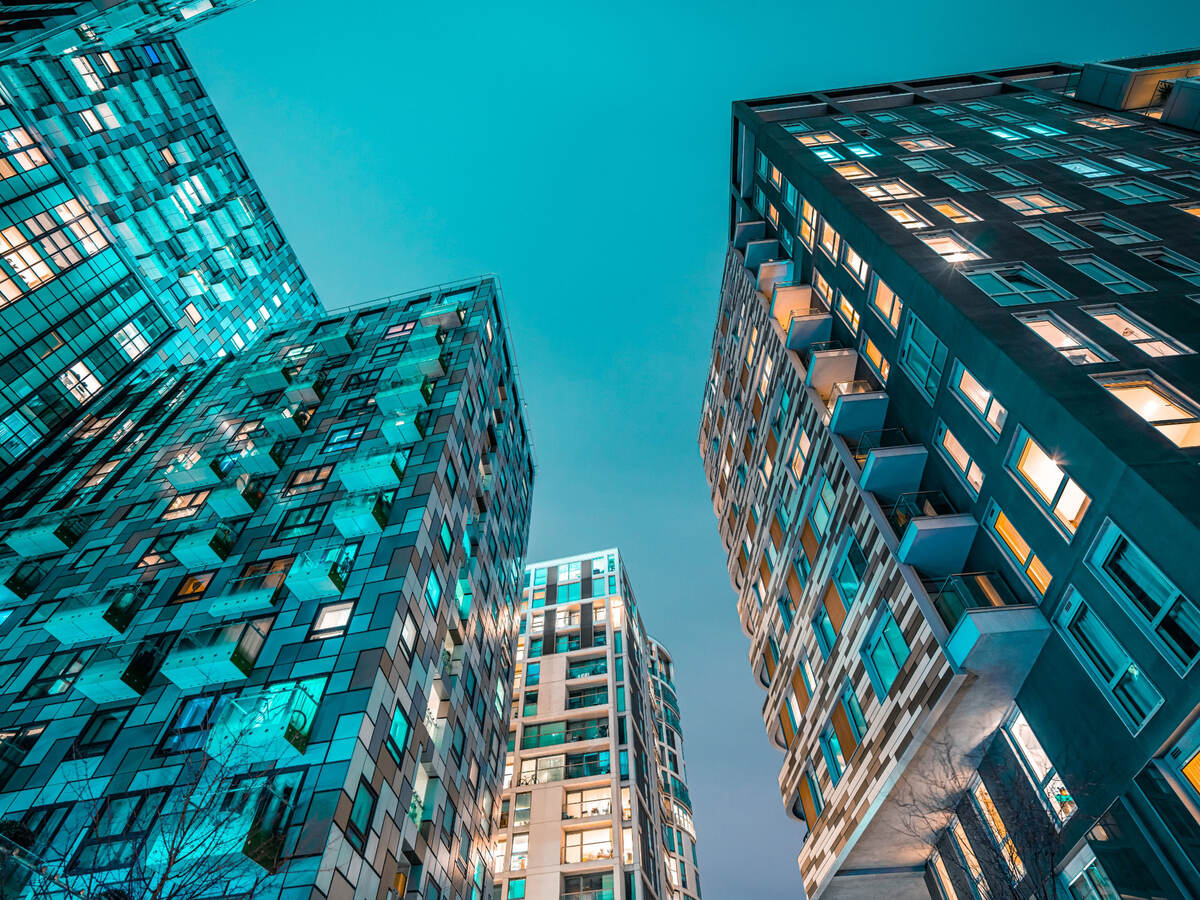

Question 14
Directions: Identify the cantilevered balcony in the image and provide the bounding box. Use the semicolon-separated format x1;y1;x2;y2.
43;584;149;644
733;219;766;250
4;512;88;558
927;572;1050;670
826;379;888;441
161;618;272;689
206;679;323;761
331;491;392;538
206;474;266;518
773;285;832;353
336;449;408;491
73;639;169;705
376;373;433;417
242;362;291;394
208;569;287;618
805;343;857;399
406;322;445;353
396;345;449;379
285;544;356;601
172;523;236;569
854;428;928;502
164;451;238;491
758;259;793;297
381;411;428;446
239;439;289;475
283;371;329;406
262;404;312;439
419;299;466;328
315;327;358;355
743;238;780;271
886;491;978;576
0;559;46;605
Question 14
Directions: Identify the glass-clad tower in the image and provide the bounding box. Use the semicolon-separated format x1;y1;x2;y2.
494;549;701;900
699;50;1200;900
0;276;533;900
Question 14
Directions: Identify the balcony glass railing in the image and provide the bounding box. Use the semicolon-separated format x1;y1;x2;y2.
161;617;272;688
207;474;266;518
567;659;607;679
206;678;324;761
242;363;292;394
284;371;330;405
826;378;877;412
285;544;357;601
239;439;289;475
381;410;429;446
337;449;408;491
44;583;149;644
375;374;434;416
927;572;1024;633
331;491;392;538
172;523;237;569
886;490;957;538
73;637;169;704
208;569;287;618
4;512;89;558
853;427;911;465
164;450;238;491
262;404;312;439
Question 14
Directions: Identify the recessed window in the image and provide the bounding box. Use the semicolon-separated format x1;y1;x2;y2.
935;421;983;495
161;490;209;521
1023;122;1064;137
799;199;817;248
836;292;860;334
1002;708;1075;824
951;362;1007;436
961;263;1072;305
861;336;890;382
345;779;377;853
898;312;947;401
862;607;910;700
994;189;1076;215
796;131;841;147
1057;588;1161;733
918;230;985;263
1076;114;1135;129
1178;201;1200;219
1083;304;1191;356
831;161;872;180
935;171;982;192
1106;152;1164;172
880;203;930;229
984;501;1051;594
1014;310;1113;365
1056;158;1117;178
901;155;944;172
1090;178;1181;204
895;135;952;151
1093;372;1200;447
858;179;921;201
952;149;993;166
971;781;1026;882
310;600;354;640
845;142;878;158
870;277;903;331
842;244;869;284
1133;247;1200;285
927;198;980;223
1070;213;1156;245
818;220;841;261
1009;429;1091;534
1004;142;1062;160
987;126;1024;142
985;165;1037;187
812;146;843;163
1063;255;1152;294
1017;221;1088;250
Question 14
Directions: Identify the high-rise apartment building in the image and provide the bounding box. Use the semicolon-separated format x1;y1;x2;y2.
0;2;320;470
699;51;1200;900
0;276;534;900
493;550;703;900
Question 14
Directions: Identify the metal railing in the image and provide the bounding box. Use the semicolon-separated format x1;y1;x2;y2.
926;572;1024;632
853;427;911;464
885;490;956;537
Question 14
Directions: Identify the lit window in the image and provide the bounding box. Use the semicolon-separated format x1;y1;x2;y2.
1133;247;1200;285
861;336;890;382
917;230;985;262
987;126;1024;141
1023;122;1064;137
796;131;841;147
870;277;903;331
831;160;872;180
1090;178;1181;204
842;244;868;284
936;421;983;494
115;322;150;359
961;263;1072;305
1010;430;1091;533
1076;114;1135;129
927;198;979;223
310;600;354;640
768;163;782;188
1057;588;1162;732
950;820;987;898
858;179;921;201
813;146;843;162
183;303;202;325
836;292;860;334
985;502;1051;594
1056;158;1117;178
894;135;952;151
1063;255;1152;294
845;143;878;158
811;267;832;302
1002;709;1075;824
994;190;1076;215
951;362;1007;436
799;199;817;248
1083;304;1191;356
60;361;101;403
935;172;982;192
1018;220;1088;250
1014;310;1113;365
79;109;104;133
971;781;1025;881
1093;372;1200;447
162;490;209;521
818;220;841;261
1177;201;1200;218
1106;152;1164;172
71;56;103;91
1070;213;1156;244
952;149;993;166
880;203;930;229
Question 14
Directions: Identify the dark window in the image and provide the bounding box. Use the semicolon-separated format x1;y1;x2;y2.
344;369;381;391
21;650;94;700
275;504;326;540
322;422;367;454
345;779;376;852
71;789;169;872
0;724;46;788
341;394;375;417
75;708;131;757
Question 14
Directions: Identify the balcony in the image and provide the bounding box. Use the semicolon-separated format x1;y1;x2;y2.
206;474;266;518
73;639;168;705
262;404;312;439
283;371;329;406
315;327;358;355
743;237;780;271
208;569;287;618
242;362;291;394
855;429;928;502
331;491;392;538
172;523;236;569
805;343;857;398
0;559;46;605
758;259;793;298
419;299;466;328
732;220;765;250
206;678;323;761
164;451;237;491
927;572;1049;670
773;285;833;353
161;617;272;689
886;491;978;576
406;322;445;353
376;374;433;417
826;380;888;440
285;544;356;601
43;584;149;644
239;439;289;475
4;512;88;558
381;410;428;446
396;345;449;379
336;449;408;491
